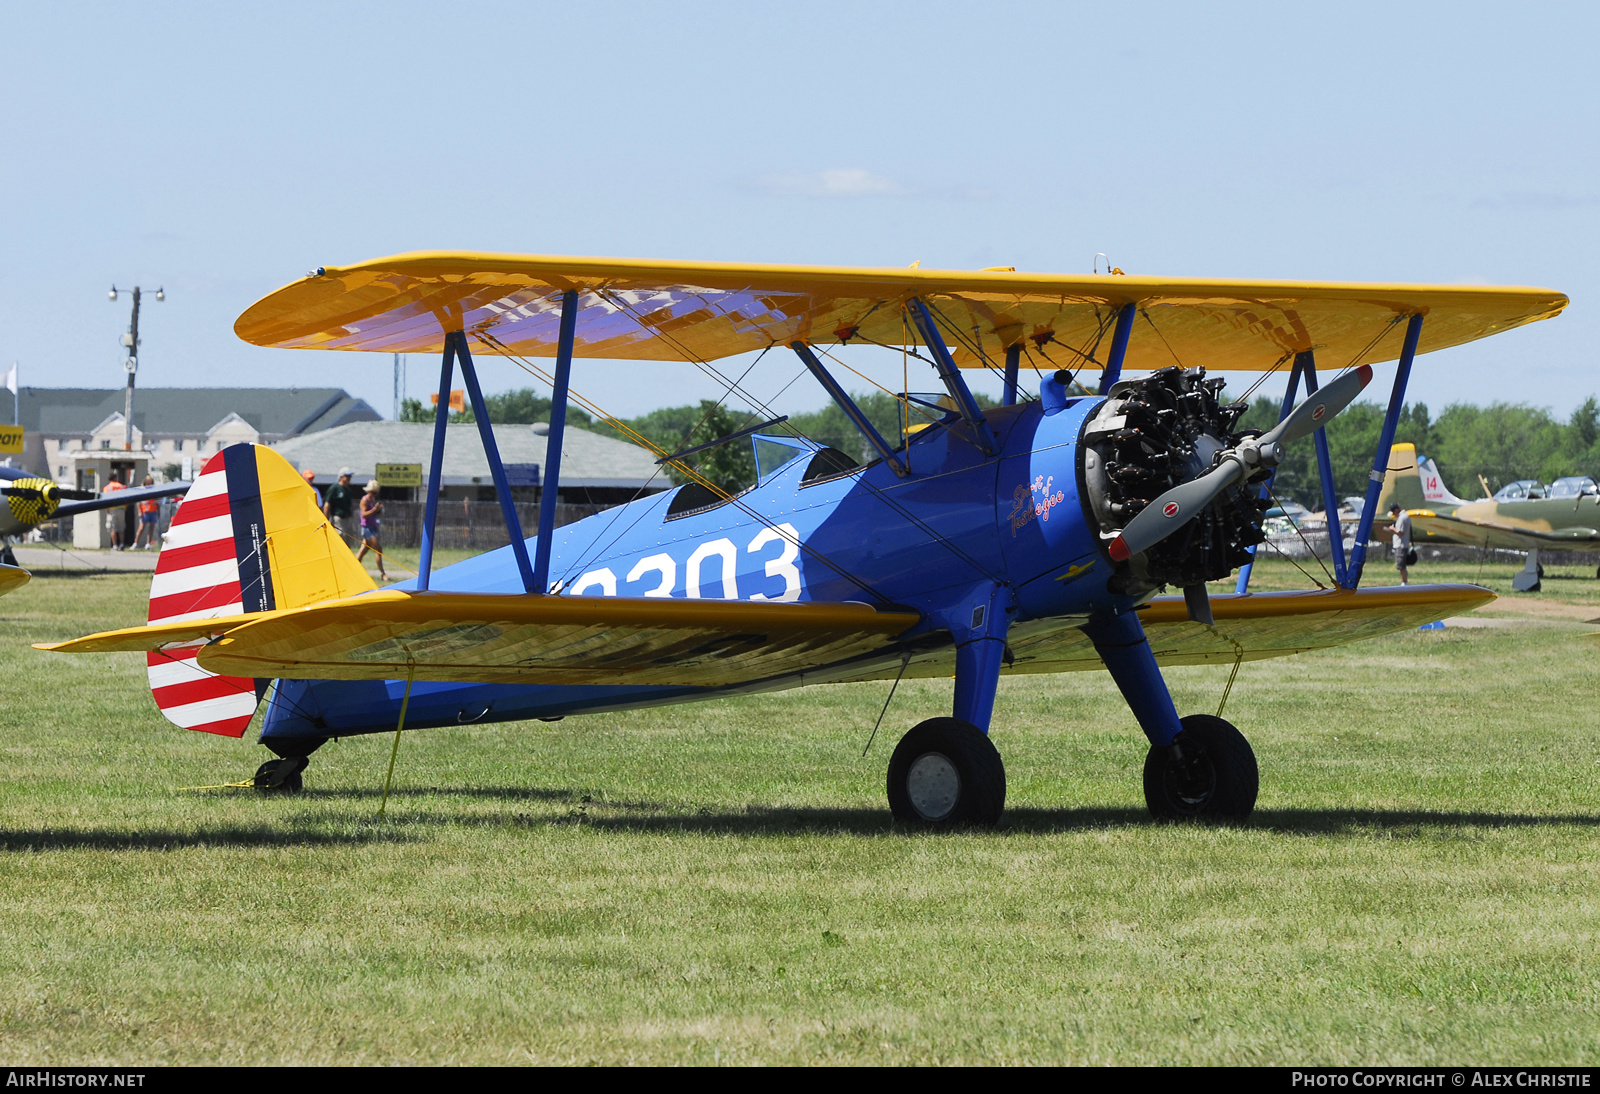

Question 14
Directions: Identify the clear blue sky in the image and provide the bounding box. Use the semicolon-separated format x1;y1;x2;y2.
2;1;1595;422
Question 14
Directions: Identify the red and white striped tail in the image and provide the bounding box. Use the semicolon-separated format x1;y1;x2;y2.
146;449;263;737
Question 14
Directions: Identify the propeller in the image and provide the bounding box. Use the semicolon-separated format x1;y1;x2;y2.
1108;364;1372;563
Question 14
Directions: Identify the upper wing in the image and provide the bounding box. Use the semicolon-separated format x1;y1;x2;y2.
42;590;923;688
235;252;1567;374
1408;512;1600;551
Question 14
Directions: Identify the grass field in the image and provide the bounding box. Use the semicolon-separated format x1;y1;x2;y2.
2;557;1597;1064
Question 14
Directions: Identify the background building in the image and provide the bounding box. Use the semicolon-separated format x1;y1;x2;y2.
0;387;380;487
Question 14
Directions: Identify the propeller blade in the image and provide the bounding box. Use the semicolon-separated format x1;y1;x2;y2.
1108;460;1246;562
1261;365;1373;450
58;489;96;500
1107;364;1375;564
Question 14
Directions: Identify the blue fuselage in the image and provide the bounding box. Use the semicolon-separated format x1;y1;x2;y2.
262;396;1126;744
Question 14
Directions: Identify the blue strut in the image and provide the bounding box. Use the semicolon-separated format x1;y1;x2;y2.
454;331;536;593
1347;314;1424;588
790;342;907;476
532;290;579;595
1235;353;1306;593
1096;303;1136;395
1301;354;1350;586
1082;611;1183;747
417;336;456;591
905;298;998;456
1002;344;1021;406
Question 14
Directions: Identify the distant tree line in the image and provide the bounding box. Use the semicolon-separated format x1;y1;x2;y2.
402;387;1600;509
1238;395;1600;508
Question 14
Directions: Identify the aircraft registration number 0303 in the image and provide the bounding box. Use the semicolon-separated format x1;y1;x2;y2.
566;522;803;602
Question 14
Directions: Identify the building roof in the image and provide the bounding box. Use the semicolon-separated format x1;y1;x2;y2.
270;420;665;488
0;387;380;436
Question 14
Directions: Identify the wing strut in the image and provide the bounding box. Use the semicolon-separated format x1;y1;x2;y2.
1096;303;1137;394
532;289;579;594
790;343;908;477
1301;354;1350;586
1001;343;1021;406
417;336;454;590
455;331;536;593
1234;351;1306;593
1347;314;1424;588
905;299;998;455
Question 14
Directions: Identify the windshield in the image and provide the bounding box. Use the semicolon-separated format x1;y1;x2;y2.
1549;476;1598;498
1494;480;1545;501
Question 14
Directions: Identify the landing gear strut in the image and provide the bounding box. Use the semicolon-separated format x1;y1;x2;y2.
1142;714;1258;821
886;718;1006;827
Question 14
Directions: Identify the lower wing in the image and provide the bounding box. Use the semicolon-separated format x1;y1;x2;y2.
40;590;923;687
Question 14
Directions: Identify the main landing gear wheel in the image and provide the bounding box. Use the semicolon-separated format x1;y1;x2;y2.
1142;714;1258;823
254;756;308;793
887;717;1005;828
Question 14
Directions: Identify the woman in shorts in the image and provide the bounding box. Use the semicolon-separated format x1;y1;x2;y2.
354;479;387;580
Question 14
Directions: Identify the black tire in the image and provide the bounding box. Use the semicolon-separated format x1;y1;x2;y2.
254;756;308;793
886;717;1005;828
1142;714;1258;822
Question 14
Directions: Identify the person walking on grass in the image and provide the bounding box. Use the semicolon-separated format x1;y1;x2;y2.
133;474;160;550
355;479;386;580
1390;502;1413;585
103;478;126;550
324;467;359;548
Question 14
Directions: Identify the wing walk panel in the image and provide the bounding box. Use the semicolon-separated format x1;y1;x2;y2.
235;252;1567;375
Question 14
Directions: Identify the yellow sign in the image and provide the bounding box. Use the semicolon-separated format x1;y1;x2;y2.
0;426;22;454
374;462;422;487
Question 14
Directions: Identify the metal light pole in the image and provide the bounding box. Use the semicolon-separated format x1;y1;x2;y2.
108;285;164;450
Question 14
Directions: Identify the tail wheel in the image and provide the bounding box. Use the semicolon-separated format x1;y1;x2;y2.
254;756;308;793
886;717;1005;828
1143;714;1258;822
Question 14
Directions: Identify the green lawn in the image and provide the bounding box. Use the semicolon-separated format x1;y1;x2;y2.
1;565;1597;1064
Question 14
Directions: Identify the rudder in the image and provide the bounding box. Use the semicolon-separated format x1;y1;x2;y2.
1375;442;1429;515
146;444;375;737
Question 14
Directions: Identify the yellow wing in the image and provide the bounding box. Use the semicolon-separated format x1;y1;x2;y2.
41;590;922;688
235;251;1567;374
40;583;1490;688
806;584;1496;686
0;563;30;598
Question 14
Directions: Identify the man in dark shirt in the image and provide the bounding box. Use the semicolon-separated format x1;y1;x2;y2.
324;467;359;546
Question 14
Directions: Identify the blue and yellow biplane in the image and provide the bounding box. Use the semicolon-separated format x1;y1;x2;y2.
42;254;1566;824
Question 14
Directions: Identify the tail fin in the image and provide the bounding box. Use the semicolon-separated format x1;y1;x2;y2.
1375;442;1430;515
1416;454;1468;505
146;443;375;737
